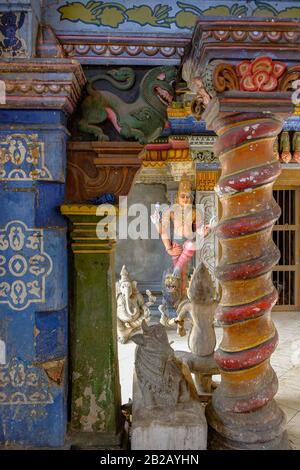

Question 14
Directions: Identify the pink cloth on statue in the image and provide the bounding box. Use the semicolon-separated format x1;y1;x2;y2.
172;240;196;273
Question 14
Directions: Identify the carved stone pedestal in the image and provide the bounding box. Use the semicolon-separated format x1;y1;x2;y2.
131;374;207;450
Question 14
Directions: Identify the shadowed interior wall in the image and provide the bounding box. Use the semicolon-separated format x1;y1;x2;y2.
116;183;170;294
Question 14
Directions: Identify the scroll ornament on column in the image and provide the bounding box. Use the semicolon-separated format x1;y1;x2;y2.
189;56;300;122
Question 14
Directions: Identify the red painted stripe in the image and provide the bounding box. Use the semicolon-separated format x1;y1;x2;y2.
215;121;281;156
216;204;281;238
216;248;280;281
215;290;278;323
216;162;281;194
215;331;278;370
231;379;278;412
145;143;171;150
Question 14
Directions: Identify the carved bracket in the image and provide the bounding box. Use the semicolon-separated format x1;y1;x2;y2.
66;142;144;203
183;19;300;120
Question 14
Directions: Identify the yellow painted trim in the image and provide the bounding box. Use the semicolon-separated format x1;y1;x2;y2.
73;237;105;240
72;243;112;249
73;229;100;233
142;161;167;168
220;279;274;307
73;222;98;226
219;226;271;242
221;326;276;353
61;204;98;215
274;168;300;188
72;250;114;254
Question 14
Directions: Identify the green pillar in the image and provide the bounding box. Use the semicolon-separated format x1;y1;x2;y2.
61;204;122;448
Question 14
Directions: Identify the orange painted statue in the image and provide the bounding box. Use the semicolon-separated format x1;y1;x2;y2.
153;174;210;299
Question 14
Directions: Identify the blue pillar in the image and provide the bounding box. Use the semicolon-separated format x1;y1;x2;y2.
0;62;85;447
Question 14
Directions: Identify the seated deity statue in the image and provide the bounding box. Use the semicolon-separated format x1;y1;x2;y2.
116;265;155;344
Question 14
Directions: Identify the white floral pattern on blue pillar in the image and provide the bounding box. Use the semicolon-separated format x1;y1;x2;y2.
0;221;52;310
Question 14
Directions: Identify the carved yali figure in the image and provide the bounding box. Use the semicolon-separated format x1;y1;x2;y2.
116;265;155;344
78;66;177;144
158;269;184;328
132;321;198;408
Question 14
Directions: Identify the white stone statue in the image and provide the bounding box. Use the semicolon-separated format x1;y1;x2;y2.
131;321;207;450
132;321;199;408
174;263;219;394
116;265;155;343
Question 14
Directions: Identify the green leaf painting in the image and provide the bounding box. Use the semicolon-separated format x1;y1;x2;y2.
57;1;300;30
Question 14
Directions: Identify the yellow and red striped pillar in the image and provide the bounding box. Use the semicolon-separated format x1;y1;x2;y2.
205;111;289;449
181;16;300;451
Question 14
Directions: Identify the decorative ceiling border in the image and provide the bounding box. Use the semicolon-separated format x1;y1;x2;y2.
57;34;189;65
58;20;300;66
0;59;85;114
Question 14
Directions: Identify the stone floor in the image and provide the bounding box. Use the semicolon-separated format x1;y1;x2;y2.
118;311;300;450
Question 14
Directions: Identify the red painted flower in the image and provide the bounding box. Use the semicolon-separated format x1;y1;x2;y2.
237;56;286;92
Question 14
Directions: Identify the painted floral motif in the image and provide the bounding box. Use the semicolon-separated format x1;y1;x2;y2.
57;1;300;30
237;57;286;92
0;358;53;405
0;12;27;57
0;134;52;181
0;221;53;311
58;1;247;29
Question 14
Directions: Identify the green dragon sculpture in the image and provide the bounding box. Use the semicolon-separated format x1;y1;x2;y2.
78;66;177;144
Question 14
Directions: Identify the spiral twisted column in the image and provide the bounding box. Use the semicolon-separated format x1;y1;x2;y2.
206;112;289;450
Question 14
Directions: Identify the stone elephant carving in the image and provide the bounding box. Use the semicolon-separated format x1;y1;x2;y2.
116;265;155;343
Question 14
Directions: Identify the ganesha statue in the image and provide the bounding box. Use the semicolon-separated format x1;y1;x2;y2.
116;265;155;344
